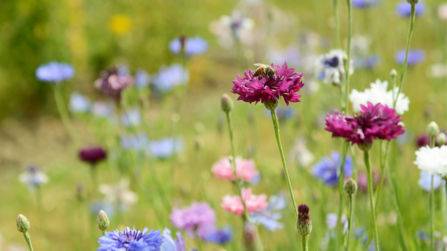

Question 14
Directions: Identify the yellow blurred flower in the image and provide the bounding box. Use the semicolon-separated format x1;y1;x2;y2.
109;14;132;35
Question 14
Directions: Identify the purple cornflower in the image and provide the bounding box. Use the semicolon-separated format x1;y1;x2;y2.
149;138;183;159
352;0;378;8
98;227;163;251
325;102;405;148
152;64;189;92
202;227;232;245
79;146;107;165
249;193;286;231
36;62;74;82
231;62;304;105
170;202;216;238
312;152;352;186
395;49;425;65
94;67;133;101
169;36;208;56
161;228;186;251
396;1;425;17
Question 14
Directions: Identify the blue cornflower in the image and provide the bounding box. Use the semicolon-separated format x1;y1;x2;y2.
149;138;183;159
312;152;352;186
36;62;74;82
354;55;381;69
203;227;232;245
395;49;425;65
264;107;295;121
69;92;91;113
121;108;142;127
169;36;208;56
98;227;163;251
249;193;286;231
135;69;150;88
396;1;425;17
19;165;49;191
418;171;443;192
152;64;189;92
352;0;377;8
161;228;186;251
417;229;429;241
121;133;150;152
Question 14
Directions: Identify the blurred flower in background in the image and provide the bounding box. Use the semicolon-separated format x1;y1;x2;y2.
109;14;132;35
121;108;142;127
169;36;208;56
202;227;233;245
161;228;187;251
418;171;443;192
428;63;447;78
267;47;301;67
212;156;259;183
209;11;254;49
95;67;134;101
69;92;91;113
314;50;354;85
19;165;49;191
326;213;348;233
352;0;378;9
152;64;189;92
222;188;268;215
121;133;150;152
90;200;115;219
312;152;352;186
357;172;381;192
35;62;74;83
354;55;381;69
290;138;315;167
396;1;425;17
250;193;286;231
79;146;107;165
438;4;447;19
92;101;115;118
170;202;216;238
395;49;425;65
135;69;151;88
99;178;138;211
264;107;295;122
149;138;183;159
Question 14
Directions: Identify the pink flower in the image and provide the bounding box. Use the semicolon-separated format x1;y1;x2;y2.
222;188;268;215
231;62;304;105
94;67;133;101
212;157;259;183
325;102;405;146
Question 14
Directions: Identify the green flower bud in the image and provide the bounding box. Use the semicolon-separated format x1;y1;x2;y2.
358;142;373;152
437;133;446;146
264;100;278;111
16;214;30;233
344;178;358;195
390;69;397;78
427;121;440;138
297;204;312;237
97;210;110;231
221;94;234;113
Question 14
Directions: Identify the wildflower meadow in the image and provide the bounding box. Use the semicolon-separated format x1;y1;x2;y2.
0;0;446;250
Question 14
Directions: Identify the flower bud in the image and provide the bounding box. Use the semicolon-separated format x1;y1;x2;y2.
407;0;419;4
427;121;440;139
437;133;446;146
390;69;397;78
358;142;372;152
297;204;312;237
16;214;30;233
344;178;358;195
97;210;110;231
264;100;278;111
221;94;234;113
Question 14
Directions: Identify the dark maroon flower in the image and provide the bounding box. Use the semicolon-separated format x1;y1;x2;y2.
415;131;447;148
231;62;304;105
79;146;107;165
94;67;133;101
325;102;405;147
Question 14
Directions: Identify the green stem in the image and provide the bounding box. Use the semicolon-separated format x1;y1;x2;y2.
394;3;416;108
302;235;309;251
337;142;348;248
387;167;408;251
343;0;352;113
430;175;435;251
23;232;34;251
345;194;354;251
374;141;390;207
102;230;106;236
333;0;340;48
363;150;379;250
53;85;78;146
270;109;298;217
90;165;98;199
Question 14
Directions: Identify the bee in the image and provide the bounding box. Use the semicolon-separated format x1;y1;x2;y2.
253;63;275;79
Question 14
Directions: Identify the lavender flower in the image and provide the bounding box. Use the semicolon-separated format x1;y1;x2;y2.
161;228;186;251
152;64;189;92
418;171;443;192
396;1;425;17
149;138;183;159
36;62;74;82
94;67;133;101
19;165;48;191
202;227;232;245
352;0;378;8
135;69;150;88
395;49;425;65
169;36;208;56
312;152;352;186
249;193;286;231
69;92;91;113
121;108;142;127
170;202;216;238
98;228;163;251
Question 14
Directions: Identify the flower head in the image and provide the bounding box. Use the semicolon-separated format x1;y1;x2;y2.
94;67;133;101
349;79;410;115
314;50;354;85
212;157;259;183
396;1;425;17
395;49;425;65
354;55;381;69
170;202;216;238
152;64;189;92
109;14;132;35
325;102;405;147
414;145;447;176
222;188;268;215
16;215;30;233
69;92;91;113
249;193;286;231
169;36;208;56
202;227;232;245
99;179;138;210
149;138;183;159
231;62;304;105
352;0;378;8
19;165;49;191
161;228;186;251
209;11;254;49
121;108;142;127
79;146;107;165
98;227;163;251
297;204;312;236
135;69;150;88
312;152;352;186
418;171;443;192
36;62;74;82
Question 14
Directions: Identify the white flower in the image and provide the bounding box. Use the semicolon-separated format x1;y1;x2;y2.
314;49;354;85
99;178;138;209
290;138;314;167
414;145;447;176
19;166;49;191
209;11;254;49
438;4;447;20
349;79;410;115
350;35;371;56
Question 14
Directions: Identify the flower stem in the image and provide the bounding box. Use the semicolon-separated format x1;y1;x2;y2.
102;230;106;236
270;110;298;218
430;136;435;251
302;235;309;251
333;0;340;48
343;0;352;113
394;3;416;108
363;150;379;250
345;193;354;251
23;232;34;251
387;167;408;251
337;142;348;248
53;84;78;146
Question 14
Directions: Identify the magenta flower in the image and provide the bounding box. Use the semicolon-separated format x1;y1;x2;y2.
170;202;216;238
222;188;268;215
231;62;304;105
79;146;107;165
94;67;133;101
211;157;259;183
325;102;405;147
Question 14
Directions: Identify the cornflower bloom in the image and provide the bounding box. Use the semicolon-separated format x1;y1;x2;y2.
170;202;216;238
352;0;378;8
396;1;425;17
152;64;189;92
395;49;425;65
79;146;107;165
99;179;138;211
222;188;268;215
94;67;133;101
249;193;286;231
149;138;183;159
161;228;186;251
418;171;443;192
169;36;208;56
414;145;447;176
19;165;48;191
211;157;259;183
312;152;352;187
36;62;74;83
98;227;163;251
202;227;232;245
314;50;354;85
69;92;91;113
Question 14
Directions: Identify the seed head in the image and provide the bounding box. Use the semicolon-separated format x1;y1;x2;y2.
16;214;30;233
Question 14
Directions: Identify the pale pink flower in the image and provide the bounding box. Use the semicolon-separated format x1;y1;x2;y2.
212;157;259;183
222;188;268;215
